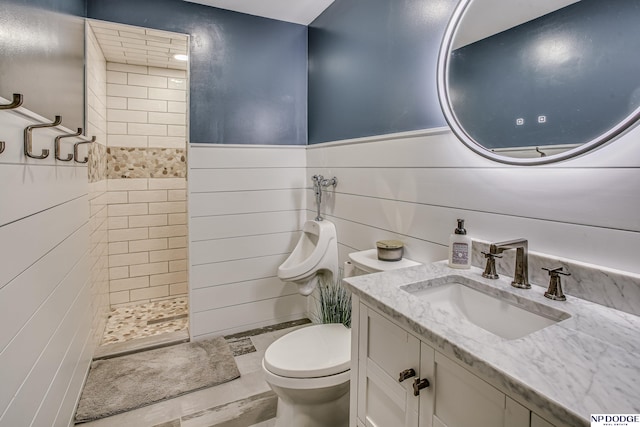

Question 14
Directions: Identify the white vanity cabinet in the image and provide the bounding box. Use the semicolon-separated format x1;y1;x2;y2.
352;300;559;427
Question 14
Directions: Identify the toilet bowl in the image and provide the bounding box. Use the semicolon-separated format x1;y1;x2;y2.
277;220;338;296
262;324;351;427
265;248;420;427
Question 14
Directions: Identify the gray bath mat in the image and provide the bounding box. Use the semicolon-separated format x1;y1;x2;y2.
75;337;240;423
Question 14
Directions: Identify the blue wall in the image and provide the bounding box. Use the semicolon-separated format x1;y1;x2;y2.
448;0;640;149
307;0;455;144
87;0;308;145
0;0;86;131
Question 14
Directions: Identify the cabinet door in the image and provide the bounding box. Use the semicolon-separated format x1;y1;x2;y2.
429;351;509;427
531;413;555;427
358;306;420;427
506;397;531;427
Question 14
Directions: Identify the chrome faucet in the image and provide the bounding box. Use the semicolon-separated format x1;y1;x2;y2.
484;239;530;289
311;175;337;221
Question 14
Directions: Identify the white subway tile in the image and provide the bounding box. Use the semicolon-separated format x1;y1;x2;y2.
107;178;148;191
128;98;167;112
149;201;186;214
148;112;185;125
106;191;128;204
168;213;187;225
150;271;187;286
148;136;185;148
109;252;149;267
148;67;186;78
107;83;148;99
130;285;169;301
107;62;149;74
108;242;129;255
148;178;186;190
145;41;173;50
107;135;148;147
128;73;168;89
129;262;169;277
148;88;185;102
167;101;186;113
108;109;148;123
108;203;149;217
121;40;152;49
110;291;131;305
168;236;187;249
92;27;119;36
167;125;186;137
129;238;168;253
128;123;167;136
107;122;128;134
108;227;149;242
170;282;188;295
109;266;129;280
128;214;168;228
111;276;150;292
107;71;127;84
149;248;187;263
167;190;187;202
169;259;187;272
108;216;129;230
107;97;128;109
149;225;187;238
128;190;168;203
167;78;186;90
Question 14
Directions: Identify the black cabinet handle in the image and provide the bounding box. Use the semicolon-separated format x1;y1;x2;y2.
398;368;416;382
413;377;430;396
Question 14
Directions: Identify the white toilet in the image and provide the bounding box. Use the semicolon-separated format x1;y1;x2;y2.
262;323;351;427
265;237;420;427
277;220;338;296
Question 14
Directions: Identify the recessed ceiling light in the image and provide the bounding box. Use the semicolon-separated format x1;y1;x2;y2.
173;54;188;61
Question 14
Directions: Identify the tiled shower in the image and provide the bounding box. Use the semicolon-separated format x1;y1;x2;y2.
87;20;190;346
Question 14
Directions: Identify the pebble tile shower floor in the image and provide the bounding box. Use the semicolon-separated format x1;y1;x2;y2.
101;297;189;345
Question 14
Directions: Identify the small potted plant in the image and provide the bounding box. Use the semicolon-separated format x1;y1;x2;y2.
315;270;351;327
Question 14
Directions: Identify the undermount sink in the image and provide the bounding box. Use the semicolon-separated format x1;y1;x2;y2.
401;277;570;340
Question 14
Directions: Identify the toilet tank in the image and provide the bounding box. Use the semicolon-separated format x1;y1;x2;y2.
345;249;420;277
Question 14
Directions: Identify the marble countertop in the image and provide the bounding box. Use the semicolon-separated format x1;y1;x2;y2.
343;261;640;426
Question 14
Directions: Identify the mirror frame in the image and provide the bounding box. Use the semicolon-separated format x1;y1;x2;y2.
437;0;640;165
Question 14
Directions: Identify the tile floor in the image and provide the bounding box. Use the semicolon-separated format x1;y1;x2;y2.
81;314;311;427
101;297;189;345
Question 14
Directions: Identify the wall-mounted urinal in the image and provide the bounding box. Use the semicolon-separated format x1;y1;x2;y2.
277;220;338;296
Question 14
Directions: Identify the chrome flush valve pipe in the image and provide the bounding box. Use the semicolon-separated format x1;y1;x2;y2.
312;174;338;221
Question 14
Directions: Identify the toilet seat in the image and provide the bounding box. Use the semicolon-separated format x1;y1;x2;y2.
264;324;350;379
262;360;351;390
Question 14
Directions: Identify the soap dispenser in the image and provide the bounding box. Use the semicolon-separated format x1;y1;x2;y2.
448;219;471;269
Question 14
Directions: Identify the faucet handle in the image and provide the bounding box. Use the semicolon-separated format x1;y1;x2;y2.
542;266;571;277
542;267;570;301
481;251;502;279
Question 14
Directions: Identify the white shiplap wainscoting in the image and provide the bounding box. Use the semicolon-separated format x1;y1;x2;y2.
307;126;640;276
0;106;98;426
188;144;308;339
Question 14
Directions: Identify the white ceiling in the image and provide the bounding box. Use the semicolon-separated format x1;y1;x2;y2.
89;20;189;70
453;0;580;49
183;0;335;26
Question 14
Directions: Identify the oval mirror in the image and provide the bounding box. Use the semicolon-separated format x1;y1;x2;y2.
437;0;640;165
